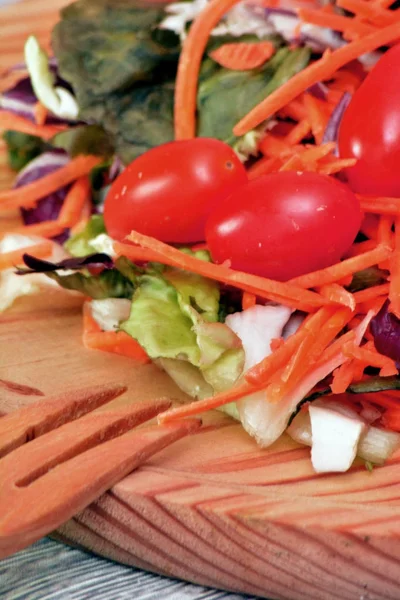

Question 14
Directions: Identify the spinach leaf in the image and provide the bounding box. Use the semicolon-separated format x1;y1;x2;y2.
2;131;47;171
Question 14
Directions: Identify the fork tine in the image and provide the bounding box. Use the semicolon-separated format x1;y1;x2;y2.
0;383;127;458
0;416;200;558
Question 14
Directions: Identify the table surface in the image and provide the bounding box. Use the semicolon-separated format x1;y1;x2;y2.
1;539;261;600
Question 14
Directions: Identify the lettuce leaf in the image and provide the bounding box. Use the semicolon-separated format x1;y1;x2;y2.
65;215;106;257
2;131;47;172
45;268;134;299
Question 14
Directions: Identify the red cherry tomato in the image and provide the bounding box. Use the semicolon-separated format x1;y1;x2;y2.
205;171;362;281
103;139;247;243
338;44;400;196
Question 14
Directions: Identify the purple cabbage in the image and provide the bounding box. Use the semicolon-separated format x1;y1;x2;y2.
14;152;71;243
17;252;114;275
322;91;352;152
0;70;76;125
370;300;400;364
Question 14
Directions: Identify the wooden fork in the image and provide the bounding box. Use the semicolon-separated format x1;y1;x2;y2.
0;383;200;559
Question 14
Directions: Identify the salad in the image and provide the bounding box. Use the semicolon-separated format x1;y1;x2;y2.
2;0;400;474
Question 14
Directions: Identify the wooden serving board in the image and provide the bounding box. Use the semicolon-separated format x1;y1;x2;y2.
2;2;400;599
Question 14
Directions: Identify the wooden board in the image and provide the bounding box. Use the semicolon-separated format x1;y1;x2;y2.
2;2;400;598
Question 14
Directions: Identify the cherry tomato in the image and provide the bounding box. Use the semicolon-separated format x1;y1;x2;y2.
205;171;361;281
338;44;400;196
104;139;247;243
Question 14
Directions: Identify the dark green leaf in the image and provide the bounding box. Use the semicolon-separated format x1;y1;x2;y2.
2;130;47;172
52;0;180;115
197;47;311;147
348;267;389;292
46;268;134;299
64;215;106;257
50;125;115;158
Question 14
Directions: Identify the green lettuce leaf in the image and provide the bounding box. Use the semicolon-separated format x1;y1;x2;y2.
65;215;106;257
50;125;114;159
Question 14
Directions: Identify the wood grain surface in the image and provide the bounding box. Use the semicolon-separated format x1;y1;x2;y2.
2;2;400;599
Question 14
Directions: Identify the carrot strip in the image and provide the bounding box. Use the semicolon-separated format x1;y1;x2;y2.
377;215;394;247
298;142;336;164
70;197;92;235
0;155;101;210
82;303;149;363
298;7;376;37
233;22;400;135
284;119;311;145
344;239;377;259
174;0;242;139
242;291;256;310
246;307;335;386
247;156;281;180
318;283;356;310
331;359;358;394
117;236;328;311
279;154;305;172
209;41;275;71
58;176;91;227
353;283;390;304
8;220;66;239
289;244;392;289
33;101;48;126
359;195;400;216
389;217;400;318
337;0;398;26
279;98;308;121
302;93;329;145
158;380;263;424
343;341;398;375
318;158;357;175
259;134;292;158
0;110;65;140
0;240;53;270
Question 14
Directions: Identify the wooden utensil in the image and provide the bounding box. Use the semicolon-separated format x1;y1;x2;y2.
0;383;200;559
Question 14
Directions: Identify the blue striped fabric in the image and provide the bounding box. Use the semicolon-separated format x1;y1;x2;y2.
1;539;262;600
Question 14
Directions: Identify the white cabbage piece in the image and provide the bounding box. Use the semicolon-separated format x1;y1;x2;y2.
24;36;79;120
0;234;68;312
89;298;131;331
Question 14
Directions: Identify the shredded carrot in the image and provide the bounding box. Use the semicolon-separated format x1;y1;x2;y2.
0;240;53;270
242;291;256;310
8;220;66;239
318;283;356;310
118;235;328;311
245;307;335;386
344;239;377;259
158;380;263;424
318;158;357;175
270;338;284;352
298;7;376;38
289;244;392;289
302;93;329;145
279;98;308;121
58;176;91;227
353;283;390;304
82;303;149;363
70;197;92;236
209;41;275;71
389;217;400;318
298;142;336;164
174;0;242;139
247;156;282;180
33;102;48;126
377;215;394;247
359;195;400;216
0;155;101;210
279;154;305;172
0;110;65;140
337;0;398;27
343;341;398;375
259;134;292;158
233;22;400;135
331;359;358;394
284;119;311;145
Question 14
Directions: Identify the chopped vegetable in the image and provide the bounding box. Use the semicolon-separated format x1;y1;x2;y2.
209;41;275;70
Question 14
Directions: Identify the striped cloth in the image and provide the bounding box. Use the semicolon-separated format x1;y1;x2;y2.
1;539;261;600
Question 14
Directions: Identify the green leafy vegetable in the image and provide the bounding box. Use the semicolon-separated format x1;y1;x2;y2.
2;131;47;172
51;125;114;158
197;46;311;148
349;267;389;292
65;215;107;257
46;268;134;299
